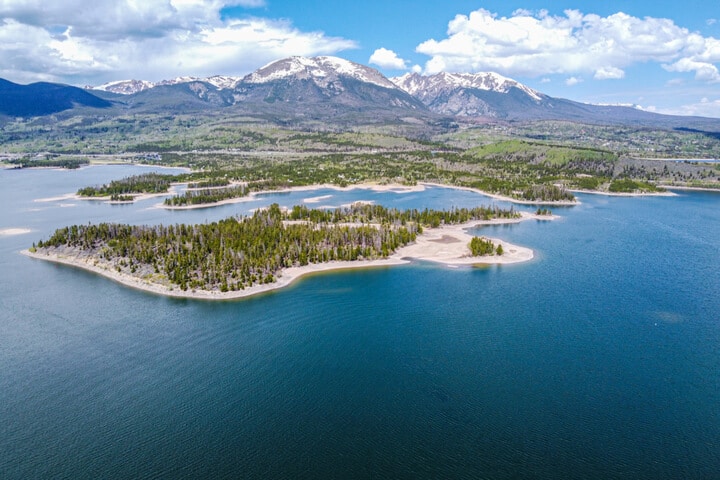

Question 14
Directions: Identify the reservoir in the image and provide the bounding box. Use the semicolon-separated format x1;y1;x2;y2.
1;165;719;479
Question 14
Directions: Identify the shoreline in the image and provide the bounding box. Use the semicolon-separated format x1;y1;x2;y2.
569;188;676;197
21;212;545;300
659;185;720;193
420;182;579;205
159;181;577;210
159;182;427;210
52;178;647;210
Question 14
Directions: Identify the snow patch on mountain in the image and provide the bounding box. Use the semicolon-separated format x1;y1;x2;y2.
392;72;543;102
243;56;397;89
91;79;155;95
89;75;242;95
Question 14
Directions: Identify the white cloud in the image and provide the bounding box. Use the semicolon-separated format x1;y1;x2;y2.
540;77;551;83
660;97;720;118
663;58;720;82
0;1;357;84
708;19;718;26
229;0;266;6
415;8;720;83
594;66;625;80
565;76;582;86
368;48;408;70
411;64;422;73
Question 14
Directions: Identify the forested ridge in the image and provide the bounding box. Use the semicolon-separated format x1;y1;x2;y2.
33;204;519;292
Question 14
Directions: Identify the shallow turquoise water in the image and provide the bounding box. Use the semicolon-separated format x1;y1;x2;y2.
1;166;719;479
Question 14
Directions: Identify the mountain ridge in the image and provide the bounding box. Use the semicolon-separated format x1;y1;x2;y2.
1;55;719;130
0;78;112;117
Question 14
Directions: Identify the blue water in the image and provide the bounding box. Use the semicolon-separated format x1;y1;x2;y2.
1;166;719;479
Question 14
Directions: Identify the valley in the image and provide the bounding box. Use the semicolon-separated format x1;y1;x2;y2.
2;55;718;200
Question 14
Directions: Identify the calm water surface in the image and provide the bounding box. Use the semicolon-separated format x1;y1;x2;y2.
1;166;719;479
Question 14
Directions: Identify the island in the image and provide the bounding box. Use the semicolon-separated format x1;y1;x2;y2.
24;203;549;300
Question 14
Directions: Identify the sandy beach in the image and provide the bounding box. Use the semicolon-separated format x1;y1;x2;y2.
22;212;546;300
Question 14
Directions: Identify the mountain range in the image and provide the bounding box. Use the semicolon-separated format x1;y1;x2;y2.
1;55;719;131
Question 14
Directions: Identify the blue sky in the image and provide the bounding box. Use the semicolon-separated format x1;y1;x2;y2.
1;0;718;116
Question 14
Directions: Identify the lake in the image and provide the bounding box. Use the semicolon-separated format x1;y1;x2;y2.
1;165;719;479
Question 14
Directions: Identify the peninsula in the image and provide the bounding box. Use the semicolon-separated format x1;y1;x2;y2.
24;204;547;300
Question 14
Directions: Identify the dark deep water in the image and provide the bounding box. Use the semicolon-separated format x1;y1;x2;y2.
1;166;719;479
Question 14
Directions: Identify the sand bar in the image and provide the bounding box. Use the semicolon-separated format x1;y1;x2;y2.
21;212;548;300
1;228;32;236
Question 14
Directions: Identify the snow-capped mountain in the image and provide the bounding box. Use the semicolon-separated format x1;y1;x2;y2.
89;75;243;95
393;72;542;101
244;56;397;90
88;56;396;96
232;56;425;113
155;76;200;87
204;75;243;90
90;79;156;95
72;56;705;126
391;72;545;118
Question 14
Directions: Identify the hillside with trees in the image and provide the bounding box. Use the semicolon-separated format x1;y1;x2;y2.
32;204;519;293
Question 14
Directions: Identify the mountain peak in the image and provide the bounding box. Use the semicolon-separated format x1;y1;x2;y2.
243;56;397;89
91;79;155;95
392;72;543;102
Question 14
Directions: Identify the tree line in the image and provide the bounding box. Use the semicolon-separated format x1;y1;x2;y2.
77;173;173;197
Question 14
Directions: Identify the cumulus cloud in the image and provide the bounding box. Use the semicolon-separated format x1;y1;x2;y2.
415;8;720;83
594;67;625;80
663;58;720;82
661;97;720;118
565;76;582;86
0;0;357;84
368;48;408;70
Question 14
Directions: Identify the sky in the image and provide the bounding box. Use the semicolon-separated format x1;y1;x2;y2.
1;0;719;117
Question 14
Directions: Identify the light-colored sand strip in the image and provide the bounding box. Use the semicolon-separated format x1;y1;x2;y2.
1;228;32;236
303;194;333;204
569;189;676;197
34;193;77;203
21;213;550;300
21;249;408;300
